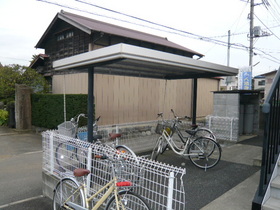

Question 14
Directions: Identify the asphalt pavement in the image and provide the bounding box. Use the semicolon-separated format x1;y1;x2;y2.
0;126;262;210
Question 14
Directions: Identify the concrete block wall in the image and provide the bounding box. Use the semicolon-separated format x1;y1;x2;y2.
213;93;239;118
207;91;260;142
208;93;240;142
42;171;59;200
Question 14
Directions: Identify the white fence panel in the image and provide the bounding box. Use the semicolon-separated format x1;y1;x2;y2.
42;130;186;209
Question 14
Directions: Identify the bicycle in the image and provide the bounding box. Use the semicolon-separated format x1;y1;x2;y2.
170;109;216;141
53;154;151;210
151;110;222;170
56;114;137;172
153;110;216;154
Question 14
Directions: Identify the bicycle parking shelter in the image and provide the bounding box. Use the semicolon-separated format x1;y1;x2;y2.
53;43;238;142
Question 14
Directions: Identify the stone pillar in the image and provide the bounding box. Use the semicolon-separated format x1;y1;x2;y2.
15;84;32;130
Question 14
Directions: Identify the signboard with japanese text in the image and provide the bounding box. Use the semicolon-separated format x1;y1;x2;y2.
238;67;252;90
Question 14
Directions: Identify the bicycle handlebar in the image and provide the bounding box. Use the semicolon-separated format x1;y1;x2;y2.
71;114;101;125
157;112;163;118
171;109;191;121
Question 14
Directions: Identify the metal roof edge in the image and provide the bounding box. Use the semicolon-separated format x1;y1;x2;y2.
53;43;238;76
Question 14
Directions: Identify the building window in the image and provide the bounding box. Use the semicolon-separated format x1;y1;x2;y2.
57;34;64;41
66;31;73;38
57;31;73;41
258;80;265;86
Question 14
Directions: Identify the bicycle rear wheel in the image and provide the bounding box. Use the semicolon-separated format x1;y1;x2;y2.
53;178;85;210
105;191;151;210
151;136;165;160
194;128;216;141
187;137;221;169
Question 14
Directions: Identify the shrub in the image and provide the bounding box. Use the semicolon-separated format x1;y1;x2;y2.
0;109;8;126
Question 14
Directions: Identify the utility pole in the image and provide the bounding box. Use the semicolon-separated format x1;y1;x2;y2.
227;30;230;67
249;0;254;69
226;30;233;90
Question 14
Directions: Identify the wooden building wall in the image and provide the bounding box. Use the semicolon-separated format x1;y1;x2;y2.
52;73;218;125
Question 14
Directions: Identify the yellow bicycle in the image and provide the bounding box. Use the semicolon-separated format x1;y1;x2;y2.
53;155;150;210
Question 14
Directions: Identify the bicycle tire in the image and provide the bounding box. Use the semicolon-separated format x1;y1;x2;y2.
115;145;143;184
194;128;216;141
151;136;164;160
115;145;138;161
55;142;80;171
187;137;221;169
105;190;151;210
53;177;85;210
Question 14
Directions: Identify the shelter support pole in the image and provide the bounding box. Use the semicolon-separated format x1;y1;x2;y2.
192;78;197;125
88;67;94;143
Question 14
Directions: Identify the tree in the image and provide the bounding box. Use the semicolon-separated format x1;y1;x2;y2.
0;64;49;102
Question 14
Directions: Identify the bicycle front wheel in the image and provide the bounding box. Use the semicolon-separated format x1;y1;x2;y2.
188;137;221;169
105;191;151;210
53;178;85;210
55;142;80;171
116;145;138;162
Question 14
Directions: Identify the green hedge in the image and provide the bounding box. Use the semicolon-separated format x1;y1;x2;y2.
31;94;92;129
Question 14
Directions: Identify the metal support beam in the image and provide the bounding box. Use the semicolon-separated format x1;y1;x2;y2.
87;67;94;143
192;78;197;125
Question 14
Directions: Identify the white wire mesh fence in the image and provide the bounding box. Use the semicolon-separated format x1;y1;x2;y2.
42;130;186;209
206;115;239;141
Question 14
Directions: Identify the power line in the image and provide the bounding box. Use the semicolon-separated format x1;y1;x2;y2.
254;13;280;40
262;0;280;25
0;56;29;61
37;0;249;50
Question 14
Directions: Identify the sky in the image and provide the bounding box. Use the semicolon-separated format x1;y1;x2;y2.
1;0;280;76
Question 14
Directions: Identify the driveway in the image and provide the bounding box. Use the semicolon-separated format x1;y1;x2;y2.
0;126;262;209
0;129;52;209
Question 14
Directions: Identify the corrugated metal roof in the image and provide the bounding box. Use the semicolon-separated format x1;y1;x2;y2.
36;10;203;57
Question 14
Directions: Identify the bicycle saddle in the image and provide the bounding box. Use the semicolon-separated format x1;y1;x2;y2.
185;129;196;136
93;134;102;141
191;124;198;129
109;133;122;140
74;168;90;177
185;124;198;135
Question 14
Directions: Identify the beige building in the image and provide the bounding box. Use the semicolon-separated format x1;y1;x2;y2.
53;73;220;125
260;70;277;99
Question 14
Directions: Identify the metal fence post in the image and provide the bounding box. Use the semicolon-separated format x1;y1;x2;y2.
86;146;92;196
209;116;212;129
50;131;54;174
167;171;175;210
230;117;233;141
116;125;119;142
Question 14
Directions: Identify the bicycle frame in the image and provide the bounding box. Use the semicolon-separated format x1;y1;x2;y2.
162;130;188;156
153;110;221;169
161;129;206;158
64;171;128;210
